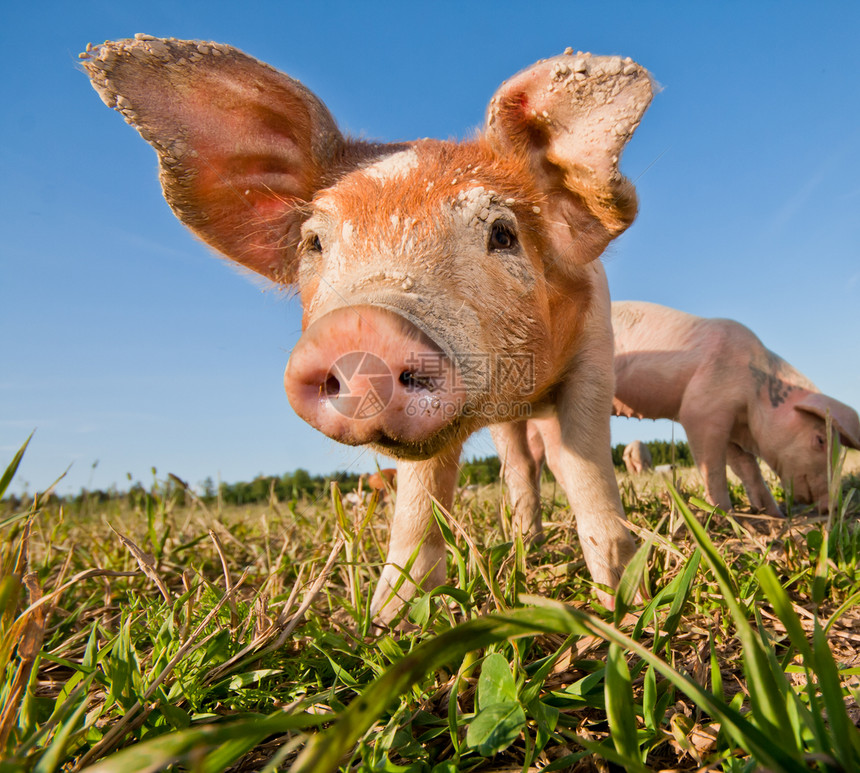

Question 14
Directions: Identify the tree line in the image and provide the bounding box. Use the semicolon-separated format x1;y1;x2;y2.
3;442;692;511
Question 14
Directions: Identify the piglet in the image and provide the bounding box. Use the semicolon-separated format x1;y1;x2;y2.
365;468;397;495
82;36;653;617
622;440;653;474
357;468;396;504
612;301;860;514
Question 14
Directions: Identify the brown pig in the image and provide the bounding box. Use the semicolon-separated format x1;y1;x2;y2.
353;468;397;504
622;440;653;474
365;468;397;495
345;468;397;507
82;36;654;617
612;301;860;514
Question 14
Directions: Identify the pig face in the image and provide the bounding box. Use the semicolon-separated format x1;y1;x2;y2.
82;37;653;462
773;410;831;508
286;141;591;459
768;393;860;511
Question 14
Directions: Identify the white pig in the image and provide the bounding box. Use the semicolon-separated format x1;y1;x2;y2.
82;37;653;617
611;301;860;514
622;440;653;474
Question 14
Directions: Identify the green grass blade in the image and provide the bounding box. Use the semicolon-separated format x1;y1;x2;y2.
666;483;794;740
760;559;860;768
33;679;93;773
0;432;33;500
812;525;830;607
614;532;652;622
78;712;324;773
521;634;576;705
824;587;860;634
631;549;700;643
811;621;860;766
709;628;723;702
642;663;658;733
605;643;646;771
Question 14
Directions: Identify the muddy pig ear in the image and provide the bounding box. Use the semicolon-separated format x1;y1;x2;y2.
795;393;860;450
82;36;345;284
485;51;654;256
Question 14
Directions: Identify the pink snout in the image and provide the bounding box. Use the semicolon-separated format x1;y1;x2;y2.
285;306;463;456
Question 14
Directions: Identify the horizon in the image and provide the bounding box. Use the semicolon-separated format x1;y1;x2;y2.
5;436;699;500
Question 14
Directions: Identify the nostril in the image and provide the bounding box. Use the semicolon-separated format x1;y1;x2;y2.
400;369;437;392
324;373;341;398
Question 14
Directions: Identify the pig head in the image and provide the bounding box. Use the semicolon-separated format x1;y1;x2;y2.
83;36;653;618
612;301;860;515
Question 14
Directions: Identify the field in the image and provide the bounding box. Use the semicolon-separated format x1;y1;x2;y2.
2;443;860;772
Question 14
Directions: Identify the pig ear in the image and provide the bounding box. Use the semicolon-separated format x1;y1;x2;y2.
82;36;345;283
485;52;653;253
795;393;860;450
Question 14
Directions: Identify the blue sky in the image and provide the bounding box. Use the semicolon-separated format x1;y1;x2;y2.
3;2;859;496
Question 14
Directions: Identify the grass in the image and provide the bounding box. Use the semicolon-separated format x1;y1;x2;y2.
2;440;860;772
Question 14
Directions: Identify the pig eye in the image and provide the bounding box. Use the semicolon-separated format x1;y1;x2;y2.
301;233;323;254
488;220;518;252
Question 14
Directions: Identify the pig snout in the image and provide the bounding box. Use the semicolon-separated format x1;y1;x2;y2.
284;306;464;457
797;474;829;512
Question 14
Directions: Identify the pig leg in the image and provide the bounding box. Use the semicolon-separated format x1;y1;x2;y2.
370;444;462;623
526;420;547;473
532;351;637;604
531;413;635;604
681;411;734;512
726;443;782;516
491;421;544;540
